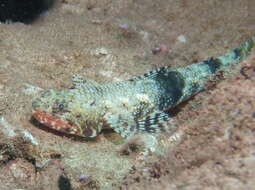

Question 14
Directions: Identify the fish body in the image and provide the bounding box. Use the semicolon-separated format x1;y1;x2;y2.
32;37;255;138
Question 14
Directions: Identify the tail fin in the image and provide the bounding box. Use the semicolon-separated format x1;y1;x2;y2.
194;37;255;76
217;37;255;69
174;37;255;103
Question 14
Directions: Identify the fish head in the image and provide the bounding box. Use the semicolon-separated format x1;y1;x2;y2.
32;89;101;138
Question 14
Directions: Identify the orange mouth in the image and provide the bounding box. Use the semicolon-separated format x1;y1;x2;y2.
33;111;81;135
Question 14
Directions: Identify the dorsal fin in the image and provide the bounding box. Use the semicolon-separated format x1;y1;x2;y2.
128;66;171;82
71;75;101;89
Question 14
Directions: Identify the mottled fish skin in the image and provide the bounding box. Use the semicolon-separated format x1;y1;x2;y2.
32;37;255;138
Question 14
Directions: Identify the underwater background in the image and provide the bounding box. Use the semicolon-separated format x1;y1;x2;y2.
0;0;255;189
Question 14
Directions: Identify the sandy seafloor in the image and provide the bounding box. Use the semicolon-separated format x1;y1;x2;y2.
0;0;255;189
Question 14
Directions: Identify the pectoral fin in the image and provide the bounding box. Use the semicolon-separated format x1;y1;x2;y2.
104;110;175;138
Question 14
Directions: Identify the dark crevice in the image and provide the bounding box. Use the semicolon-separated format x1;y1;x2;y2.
0;0;55;24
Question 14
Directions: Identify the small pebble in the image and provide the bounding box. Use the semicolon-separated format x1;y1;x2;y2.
92;47;109;57
152;44;169;55
177;35;187;43
79;175;90;182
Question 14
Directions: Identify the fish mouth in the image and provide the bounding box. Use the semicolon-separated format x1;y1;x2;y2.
32;111;82;136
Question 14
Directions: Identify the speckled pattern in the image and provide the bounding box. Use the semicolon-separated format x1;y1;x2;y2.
32;37;255;138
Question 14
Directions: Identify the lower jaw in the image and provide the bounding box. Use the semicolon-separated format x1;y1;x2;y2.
32;111;81;136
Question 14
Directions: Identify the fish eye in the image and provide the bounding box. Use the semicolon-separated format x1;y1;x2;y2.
58;104;64;110
52;101;66;113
